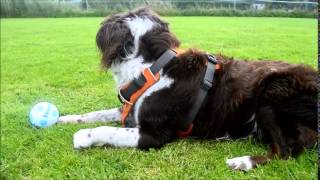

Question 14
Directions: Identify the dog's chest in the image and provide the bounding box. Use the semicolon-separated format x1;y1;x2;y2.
122;76;174;127
112;58;174;127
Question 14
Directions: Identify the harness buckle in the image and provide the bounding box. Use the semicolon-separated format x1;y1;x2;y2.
177;123;194;138
206;54;218;64
118;88;133;105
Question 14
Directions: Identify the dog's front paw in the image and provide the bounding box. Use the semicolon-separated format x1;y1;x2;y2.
226;156;253;171
58;115;82;123
73;129;93;149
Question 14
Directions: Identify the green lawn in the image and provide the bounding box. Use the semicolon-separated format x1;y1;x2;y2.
1;17;317;179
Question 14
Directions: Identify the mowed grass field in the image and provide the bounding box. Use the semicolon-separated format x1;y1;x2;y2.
1;17;317;179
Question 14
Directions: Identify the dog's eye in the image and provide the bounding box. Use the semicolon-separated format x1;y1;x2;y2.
120;39;134;58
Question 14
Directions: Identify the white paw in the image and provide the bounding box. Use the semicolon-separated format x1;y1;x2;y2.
73;129;93;149
226;156;253;171
58;115;82;123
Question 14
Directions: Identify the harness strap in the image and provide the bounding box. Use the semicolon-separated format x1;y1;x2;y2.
119;50;177;127
216;114;257;141
118;50;177;104
176;54;220;138
149;49;177;74
120;68;160;126
236;113;257;138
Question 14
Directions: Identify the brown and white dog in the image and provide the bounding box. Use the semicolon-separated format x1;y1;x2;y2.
59;8;318;171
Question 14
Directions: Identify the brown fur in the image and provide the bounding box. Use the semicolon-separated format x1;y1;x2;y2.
96;8;318;169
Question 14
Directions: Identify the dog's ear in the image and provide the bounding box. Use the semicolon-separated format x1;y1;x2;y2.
96;16;132;69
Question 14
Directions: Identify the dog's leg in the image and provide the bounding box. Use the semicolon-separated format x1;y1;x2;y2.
226;106;288;171
58;108;121;124
226;144;282;171
73;126;139;148
72;102;177;149
228;71;318;171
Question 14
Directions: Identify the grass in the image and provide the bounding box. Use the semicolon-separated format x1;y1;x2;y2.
1;17;317;179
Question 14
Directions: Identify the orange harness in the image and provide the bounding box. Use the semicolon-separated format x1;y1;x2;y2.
118;50;220;138
120;68;160;126
118;49;177;127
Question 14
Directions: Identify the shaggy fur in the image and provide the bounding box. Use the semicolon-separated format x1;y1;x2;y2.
62;8;318;171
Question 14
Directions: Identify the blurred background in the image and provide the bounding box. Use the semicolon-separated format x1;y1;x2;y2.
0;0;317;18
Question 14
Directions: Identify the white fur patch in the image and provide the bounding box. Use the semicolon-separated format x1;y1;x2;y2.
58;108;121;123
111;56;152;88
73;126;139;148
125;17;155;59
111;16;157;87
226;156;253;171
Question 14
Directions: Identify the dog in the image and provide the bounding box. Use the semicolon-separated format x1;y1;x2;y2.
58;8;318;171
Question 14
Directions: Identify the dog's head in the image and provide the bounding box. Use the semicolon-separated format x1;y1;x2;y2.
96;8;180;70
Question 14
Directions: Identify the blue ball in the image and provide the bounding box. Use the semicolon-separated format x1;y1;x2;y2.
29;102;59;128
